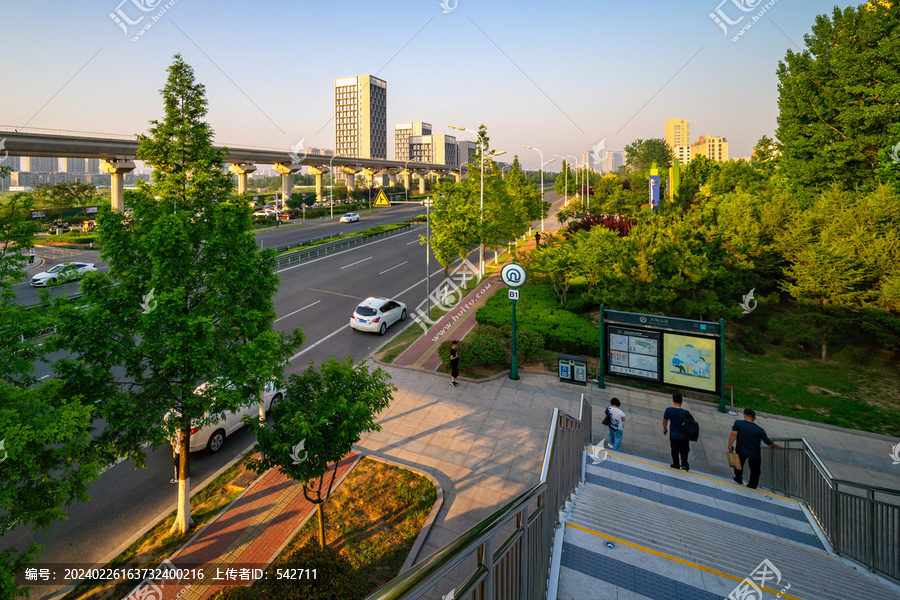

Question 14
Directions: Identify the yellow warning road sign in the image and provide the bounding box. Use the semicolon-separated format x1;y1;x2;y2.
373;189;391;207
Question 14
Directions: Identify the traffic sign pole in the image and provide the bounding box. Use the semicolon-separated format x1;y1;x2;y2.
510;294;519;380
501;263;527;382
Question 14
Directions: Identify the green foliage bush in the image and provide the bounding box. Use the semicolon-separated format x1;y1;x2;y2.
476;285;598;355
737;326;766;355
467;333;508;366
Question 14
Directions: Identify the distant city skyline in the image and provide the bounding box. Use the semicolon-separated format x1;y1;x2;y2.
1;1;849;171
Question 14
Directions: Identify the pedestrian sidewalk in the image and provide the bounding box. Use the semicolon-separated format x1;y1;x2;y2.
394;231;548;371
129;454;358;600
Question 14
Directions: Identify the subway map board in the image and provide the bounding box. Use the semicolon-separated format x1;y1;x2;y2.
607;327;661;381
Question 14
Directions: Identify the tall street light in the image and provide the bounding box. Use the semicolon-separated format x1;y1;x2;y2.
329;153;340;221
523;146;554;232
404;158;413;203
567;155;581;215
449;125;505;277
554;154;569;211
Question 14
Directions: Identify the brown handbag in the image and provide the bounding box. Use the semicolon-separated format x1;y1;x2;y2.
726;451;742;470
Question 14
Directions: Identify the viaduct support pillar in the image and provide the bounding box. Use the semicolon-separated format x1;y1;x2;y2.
308;166;329;203
273;163;301;207
100;158;136;212
229;163;257;195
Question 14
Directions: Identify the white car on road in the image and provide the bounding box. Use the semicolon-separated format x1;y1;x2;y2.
169;381;284;453
30;262;97;287
340;213;360;223
350;296;407;335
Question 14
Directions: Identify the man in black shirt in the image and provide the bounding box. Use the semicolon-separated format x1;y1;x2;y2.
728;408;782;489
663;393;690;471
449;340;459;387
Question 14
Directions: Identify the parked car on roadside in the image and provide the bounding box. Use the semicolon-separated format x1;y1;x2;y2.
167;380;284;453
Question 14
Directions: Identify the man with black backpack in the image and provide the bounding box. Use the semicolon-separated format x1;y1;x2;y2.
663;393;699;472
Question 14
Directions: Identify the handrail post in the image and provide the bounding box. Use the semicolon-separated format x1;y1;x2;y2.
480;538;494;600
867;488;875;571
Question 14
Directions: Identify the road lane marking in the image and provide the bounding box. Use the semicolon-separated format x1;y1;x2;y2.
275;300;321;323
379;261;408;275
340;257;373;270
275;228;415;274
39;375;49;380
406;239;421;245
307;288;363;300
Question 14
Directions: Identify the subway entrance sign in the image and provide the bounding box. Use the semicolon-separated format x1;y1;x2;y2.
599;309;727;411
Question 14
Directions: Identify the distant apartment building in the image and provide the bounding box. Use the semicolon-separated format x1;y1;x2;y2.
409;134;458;166
691;135;729;163
394;122;432;162
600;150;626;174
20;156;58;173
334;75;387;160
62;157;85;174
86;158;101;175
665;119;692;164
458;140;476;168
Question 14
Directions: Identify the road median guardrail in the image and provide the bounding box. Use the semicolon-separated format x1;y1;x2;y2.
275;224;416;268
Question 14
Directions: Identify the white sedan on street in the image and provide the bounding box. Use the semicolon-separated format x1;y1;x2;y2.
30;262;97;287
340;213;360;223
350;296;407;335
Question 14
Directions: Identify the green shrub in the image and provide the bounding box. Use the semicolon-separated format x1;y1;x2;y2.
737;327;766;355
515;328;545;363
467;333;508;366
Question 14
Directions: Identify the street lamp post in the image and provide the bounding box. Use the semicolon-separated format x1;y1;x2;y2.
449;125;504;278
554;154;569;211
567;155;581;215
329;153;339;221
523;145;554;232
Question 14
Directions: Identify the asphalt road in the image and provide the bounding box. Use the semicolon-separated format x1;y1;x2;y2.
1;193;565;599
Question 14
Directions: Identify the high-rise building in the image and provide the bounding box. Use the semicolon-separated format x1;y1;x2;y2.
334;75;387;159
665;119;691;164
691;135;729;163
600;150;626;174
63;157;86;174
409;134;458;166
20;157;58;173
394;122;432;162
458;140;476;167
86;158;101;175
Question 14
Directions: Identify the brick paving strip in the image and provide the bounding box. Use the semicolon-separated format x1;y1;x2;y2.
135;453;359;600
394;232;549;372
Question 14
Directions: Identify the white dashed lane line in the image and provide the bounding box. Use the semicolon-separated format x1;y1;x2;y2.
275;300;321;323
340;257;373;270
379;261;408;275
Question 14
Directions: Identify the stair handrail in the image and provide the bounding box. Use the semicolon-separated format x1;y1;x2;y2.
762;437;900;584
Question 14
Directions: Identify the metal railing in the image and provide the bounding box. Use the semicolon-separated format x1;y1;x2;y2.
363;395;591;600
761;438;900;583
275;224;413;267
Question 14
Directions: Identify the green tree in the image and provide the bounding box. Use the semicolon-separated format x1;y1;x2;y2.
246;356;394;549
525;235;579;303
553;160;575;199
0;192;99;598
424;180;480;279
775;2;900;191
624;138;673;173
32;182;73;222
50;55;304;535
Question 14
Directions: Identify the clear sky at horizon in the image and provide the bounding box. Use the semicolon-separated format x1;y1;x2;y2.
1;0;855;170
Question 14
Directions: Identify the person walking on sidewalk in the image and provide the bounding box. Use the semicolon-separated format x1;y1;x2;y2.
171;441;180;484
28;248;35;264
449;340;459;387
663;393;691;471
606;398;625;451
729;408;782;489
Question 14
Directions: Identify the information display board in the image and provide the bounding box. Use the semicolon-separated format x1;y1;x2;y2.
603;310;723;396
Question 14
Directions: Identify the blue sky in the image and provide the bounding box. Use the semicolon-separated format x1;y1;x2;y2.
2;0;851;170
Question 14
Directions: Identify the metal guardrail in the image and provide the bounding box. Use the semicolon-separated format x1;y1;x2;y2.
271;233;339;253
275;224;413;268
761;438;900;583
0;125;138;141
363;395;591;600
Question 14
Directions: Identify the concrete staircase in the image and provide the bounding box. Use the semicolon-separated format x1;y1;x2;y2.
552;452;899;600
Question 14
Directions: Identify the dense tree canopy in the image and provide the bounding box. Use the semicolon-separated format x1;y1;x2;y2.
776;2;900;191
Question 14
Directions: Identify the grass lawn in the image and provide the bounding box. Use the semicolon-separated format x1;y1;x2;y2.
276;223;408;255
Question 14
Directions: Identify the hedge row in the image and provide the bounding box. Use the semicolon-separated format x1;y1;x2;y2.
475;285;598;355
438;325;546;371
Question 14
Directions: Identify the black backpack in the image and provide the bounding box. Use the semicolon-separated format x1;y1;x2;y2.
680;411;700;442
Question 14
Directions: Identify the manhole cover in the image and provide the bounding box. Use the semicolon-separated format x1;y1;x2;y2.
231;472;258;488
